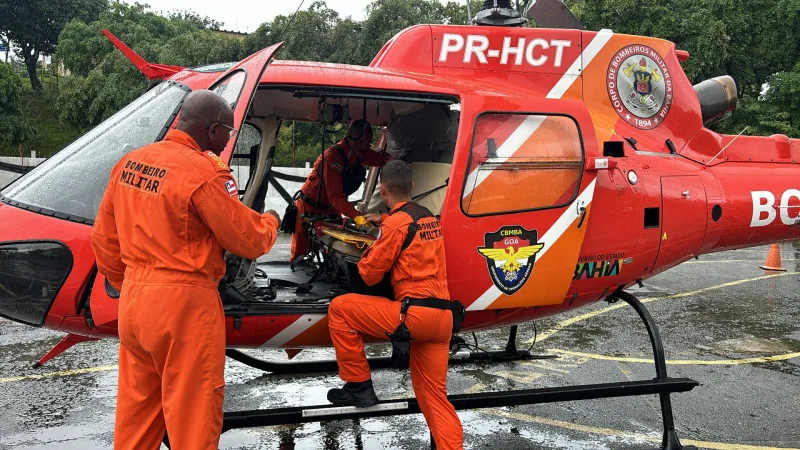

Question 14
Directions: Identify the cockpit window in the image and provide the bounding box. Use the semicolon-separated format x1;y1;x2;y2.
1;81;189;223
211;70;246;108
191;62;236;73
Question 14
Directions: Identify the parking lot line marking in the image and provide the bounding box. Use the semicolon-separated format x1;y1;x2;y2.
530;272;797;345
484;408;800;450
548;349;800;365
0;365;118;384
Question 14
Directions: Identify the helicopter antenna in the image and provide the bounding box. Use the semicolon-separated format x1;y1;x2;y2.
278;0;306;43
705;126;749;167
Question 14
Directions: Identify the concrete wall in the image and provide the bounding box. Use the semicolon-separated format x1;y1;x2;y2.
0;157;45;190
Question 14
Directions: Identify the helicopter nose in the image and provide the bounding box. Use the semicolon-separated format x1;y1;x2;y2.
0;241;73;327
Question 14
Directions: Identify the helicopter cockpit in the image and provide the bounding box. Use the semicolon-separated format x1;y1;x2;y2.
222;85;460;313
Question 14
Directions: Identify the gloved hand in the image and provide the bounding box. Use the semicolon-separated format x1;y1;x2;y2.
364;213;384;226
353;215;369;229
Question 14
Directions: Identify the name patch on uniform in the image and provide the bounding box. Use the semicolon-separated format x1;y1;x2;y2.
120;159;168;195
225;179;238;197
417;220;443;241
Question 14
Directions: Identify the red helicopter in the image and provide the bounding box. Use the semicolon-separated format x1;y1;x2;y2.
1;1;798;448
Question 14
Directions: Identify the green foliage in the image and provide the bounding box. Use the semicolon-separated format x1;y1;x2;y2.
0;63;36;146
715;63;800;137
243;0;477;66
55;2;245;129
9;0;800;158
273;121;345;167
566;0;800;94
0;0;108;90
567;0;800;137
0;81;82;157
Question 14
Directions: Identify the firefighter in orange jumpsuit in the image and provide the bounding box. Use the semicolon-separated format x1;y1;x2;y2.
326;160;464;450
91;90;280;450
289;119;391;262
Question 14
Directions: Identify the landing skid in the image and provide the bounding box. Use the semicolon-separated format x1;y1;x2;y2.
225;325;555;375
210;291;698;450
609;290;698;450
31;333;98;368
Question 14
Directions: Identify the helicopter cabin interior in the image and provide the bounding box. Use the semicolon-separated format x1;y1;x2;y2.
222;85;461;313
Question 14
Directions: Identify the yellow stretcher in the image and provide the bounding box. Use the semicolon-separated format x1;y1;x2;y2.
318;224;376;250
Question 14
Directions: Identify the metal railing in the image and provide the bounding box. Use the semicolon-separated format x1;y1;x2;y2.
9;62;60;89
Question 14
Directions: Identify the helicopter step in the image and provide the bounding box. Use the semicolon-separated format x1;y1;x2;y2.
218;378;698;443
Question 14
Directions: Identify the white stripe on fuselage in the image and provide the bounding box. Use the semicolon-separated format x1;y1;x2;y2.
462;29;614;199
261;314;325;348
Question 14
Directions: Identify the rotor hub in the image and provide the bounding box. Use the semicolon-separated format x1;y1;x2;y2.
473;0;526;27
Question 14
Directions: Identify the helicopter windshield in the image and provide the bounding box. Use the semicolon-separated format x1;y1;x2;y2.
1;81;190;223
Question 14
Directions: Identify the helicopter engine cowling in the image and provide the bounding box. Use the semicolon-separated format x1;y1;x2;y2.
693;75;738;124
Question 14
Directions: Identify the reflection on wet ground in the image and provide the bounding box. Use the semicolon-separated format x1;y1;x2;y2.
1;244;799;449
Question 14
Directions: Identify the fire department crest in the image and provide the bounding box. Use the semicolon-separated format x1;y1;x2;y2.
606;45;673;130
477;226;544;294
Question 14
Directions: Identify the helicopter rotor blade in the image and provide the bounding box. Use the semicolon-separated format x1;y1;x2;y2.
525;0;586;29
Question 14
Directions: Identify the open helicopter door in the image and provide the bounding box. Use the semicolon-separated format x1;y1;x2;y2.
86;43;284;328
443;95;598;312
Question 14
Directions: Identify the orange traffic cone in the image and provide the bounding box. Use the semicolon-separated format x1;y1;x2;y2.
760;243;786;271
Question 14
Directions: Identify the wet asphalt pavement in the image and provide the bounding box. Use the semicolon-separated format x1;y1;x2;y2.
1;242;799;449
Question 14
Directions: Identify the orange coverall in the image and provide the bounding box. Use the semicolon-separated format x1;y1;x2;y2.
328;201;463;450
91;129;279;450
290;139;391;259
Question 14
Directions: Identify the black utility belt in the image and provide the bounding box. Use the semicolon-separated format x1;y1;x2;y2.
387;297;466;370
298;191;332;209
400;297;465;334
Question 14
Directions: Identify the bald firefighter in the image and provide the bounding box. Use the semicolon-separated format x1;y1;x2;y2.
91;90;280;450
326;160;464;449
289;119;392;262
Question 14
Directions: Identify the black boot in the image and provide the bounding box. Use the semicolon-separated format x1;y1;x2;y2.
327;379;379;408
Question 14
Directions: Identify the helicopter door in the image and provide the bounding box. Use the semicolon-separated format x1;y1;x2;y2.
653;176;708;269
208;42;284;164
86;43;285;328
442;95;598;311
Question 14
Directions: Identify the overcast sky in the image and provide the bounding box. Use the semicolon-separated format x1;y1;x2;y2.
141;0;418;34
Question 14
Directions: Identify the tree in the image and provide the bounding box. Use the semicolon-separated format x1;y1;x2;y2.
715;63;800;137
243;1;342;61
0;0;107;90
55;2;245;129
358;0;459;65
566;0;800;95
566;0;800;137
0;64;36;146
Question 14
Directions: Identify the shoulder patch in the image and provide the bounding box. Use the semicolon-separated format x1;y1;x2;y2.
225;178;238;197
204;150;229;172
